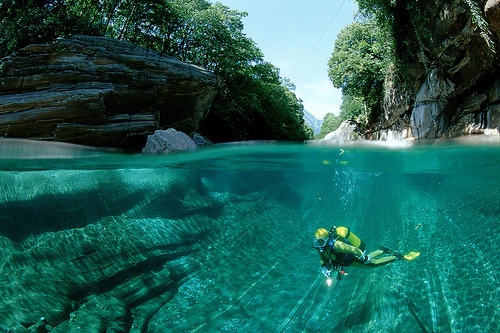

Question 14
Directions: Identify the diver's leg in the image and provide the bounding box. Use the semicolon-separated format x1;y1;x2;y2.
350;255;397;268
348;250;390;269
368;249;384;259
370;255;397;266
350;261;373;268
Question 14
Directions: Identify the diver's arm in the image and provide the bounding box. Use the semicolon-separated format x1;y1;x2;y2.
333;241;364;257
319;253;328;266
318;253;332;276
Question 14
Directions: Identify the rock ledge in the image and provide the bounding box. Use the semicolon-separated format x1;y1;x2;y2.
0;35;218;149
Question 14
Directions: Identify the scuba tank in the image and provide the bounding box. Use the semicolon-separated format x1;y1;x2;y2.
329;226;365;282
330;226;366;252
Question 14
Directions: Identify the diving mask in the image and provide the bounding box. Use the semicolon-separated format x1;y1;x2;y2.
313;237;327;251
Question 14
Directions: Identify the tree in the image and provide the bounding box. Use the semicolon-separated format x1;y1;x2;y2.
318;113;342;138
327;16;393;124
303;124;314;140
355;0;423;65
200;61;307;142
0;0;102;58
0;0;307;142
339;95;366;122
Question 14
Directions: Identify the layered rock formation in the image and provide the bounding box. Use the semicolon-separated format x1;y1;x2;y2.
0;166;222;331
0;154;302;332
373;0;500;139
0;35;218;149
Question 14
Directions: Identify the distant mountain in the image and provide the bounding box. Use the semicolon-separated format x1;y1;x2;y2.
303;110;323;134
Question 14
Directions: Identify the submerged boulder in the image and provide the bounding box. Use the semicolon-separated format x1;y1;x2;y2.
0;165;226;331
0;35;218;149
0;158;305;332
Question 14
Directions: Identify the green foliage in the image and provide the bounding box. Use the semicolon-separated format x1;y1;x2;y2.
200;62;306;142
0;0;307;142
0;0;102;58
356;0;394;28
339;95;366;123
356;0;432;65
303;124;314;140
328;16;393;117
318;113;342;138
463;0;496;52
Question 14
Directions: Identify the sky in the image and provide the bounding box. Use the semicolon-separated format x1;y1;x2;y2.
217;0;358;120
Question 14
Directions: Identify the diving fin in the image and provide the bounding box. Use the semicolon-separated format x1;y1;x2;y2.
379;246;404;259
404;251;420;261
380;246;420;261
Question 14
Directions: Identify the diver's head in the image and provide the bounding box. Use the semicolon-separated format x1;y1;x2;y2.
315;228;329;239
313;228;329;252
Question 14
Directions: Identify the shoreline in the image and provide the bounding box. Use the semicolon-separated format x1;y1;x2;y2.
310;133;500;149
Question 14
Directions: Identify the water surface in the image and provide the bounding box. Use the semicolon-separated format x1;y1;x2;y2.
0;140;498;332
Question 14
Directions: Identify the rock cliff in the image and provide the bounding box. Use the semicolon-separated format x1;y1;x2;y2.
373;0;500;140
0;35;218;149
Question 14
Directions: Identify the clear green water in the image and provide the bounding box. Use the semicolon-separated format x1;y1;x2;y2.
0;140;499;332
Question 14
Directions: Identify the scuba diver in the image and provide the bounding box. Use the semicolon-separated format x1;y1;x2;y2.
313;227;419;283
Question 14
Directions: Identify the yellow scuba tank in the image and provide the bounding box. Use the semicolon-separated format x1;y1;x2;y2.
332;226;366;251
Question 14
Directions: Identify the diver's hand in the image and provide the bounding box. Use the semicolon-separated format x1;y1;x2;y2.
321;266;330;277
357;253;372;264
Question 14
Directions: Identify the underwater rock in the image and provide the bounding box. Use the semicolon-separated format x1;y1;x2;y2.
0;155;309;332
0;186;302;332
52;295;128;332
0;167;226;240
0;216;207;331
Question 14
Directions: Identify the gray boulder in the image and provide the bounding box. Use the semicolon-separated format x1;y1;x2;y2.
410;69;455;138
192;132;213;146
142;128;196;154
323;120;362;141
486;0;500;39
